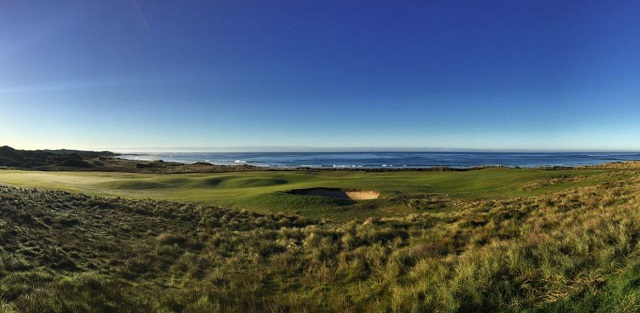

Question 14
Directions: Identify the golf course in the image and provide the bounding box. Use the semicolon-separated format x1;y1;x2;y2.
0;167;622;220
4;0;640;311
3;162;640;312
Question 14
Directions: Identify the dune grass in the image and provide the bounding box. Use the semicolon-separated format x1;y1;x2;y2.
3;166;640;311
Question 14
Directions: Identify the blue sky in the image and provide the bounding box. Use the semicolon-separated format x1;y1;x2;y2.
1;1;639;151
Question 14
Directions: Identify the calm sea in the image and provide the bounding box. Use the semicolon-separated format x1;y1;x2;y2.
118;152;640;169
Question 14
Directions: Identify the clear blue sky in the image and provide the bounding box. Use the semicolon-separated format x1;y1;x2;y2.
1;1;639;151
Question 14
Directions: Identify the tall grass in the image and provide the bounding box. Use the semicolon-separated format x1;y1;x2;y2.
2;170;640;311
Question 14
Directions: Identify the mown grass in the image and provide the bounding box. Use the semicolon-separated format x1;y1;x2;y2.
0;168;622;221
2;166;640;311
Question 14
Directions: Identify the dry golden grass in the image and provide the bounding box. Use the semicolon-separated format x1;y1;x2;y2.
3;167;640;312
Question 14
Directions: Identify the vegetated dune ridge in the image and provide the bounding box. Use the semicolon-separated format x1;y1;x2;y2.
0;145;263;173
4;168;640;312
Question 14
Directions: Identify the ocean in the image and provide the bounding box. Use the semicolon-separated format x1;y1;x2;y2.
118;152;640;169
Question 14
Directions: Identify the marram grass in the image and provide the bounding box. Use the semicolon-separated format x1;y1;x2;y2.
2;167;640;311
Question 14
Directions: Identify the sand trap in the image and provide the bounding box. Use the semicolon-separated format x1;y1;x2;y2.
289;188;380;200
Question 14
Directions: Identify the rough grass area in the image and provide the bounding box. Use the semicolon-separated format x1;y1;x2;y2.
3;167;640;311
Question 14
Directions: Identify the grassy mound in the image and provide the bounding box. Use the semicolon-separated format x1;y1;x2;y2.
221;178;289;188
108;180;172;190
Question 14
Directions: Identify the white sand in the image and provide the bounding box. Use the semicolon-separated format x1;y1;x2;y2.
345;190;380;200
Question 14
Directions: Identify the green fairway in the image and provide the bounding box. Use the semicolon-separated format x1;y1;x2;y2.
0;168;622;220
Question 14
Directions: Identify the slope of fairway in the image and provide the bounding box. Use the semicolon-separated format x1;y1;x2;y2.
0;168;623;220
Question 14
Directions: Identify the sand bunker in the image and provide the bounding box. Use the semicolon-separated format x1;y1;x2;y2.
289;188;380;200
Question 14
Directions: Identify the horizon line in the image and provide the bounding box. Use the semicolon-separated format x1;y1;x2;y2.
108;146;640;154
5;144;640;154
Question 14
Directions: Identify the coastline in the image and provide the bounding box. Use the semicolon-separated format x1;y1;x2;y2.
3;146;640;174
117;151;640;170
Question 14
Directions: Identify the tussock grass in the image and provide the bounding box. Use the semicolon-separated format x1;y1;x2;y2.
2;166;640;311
